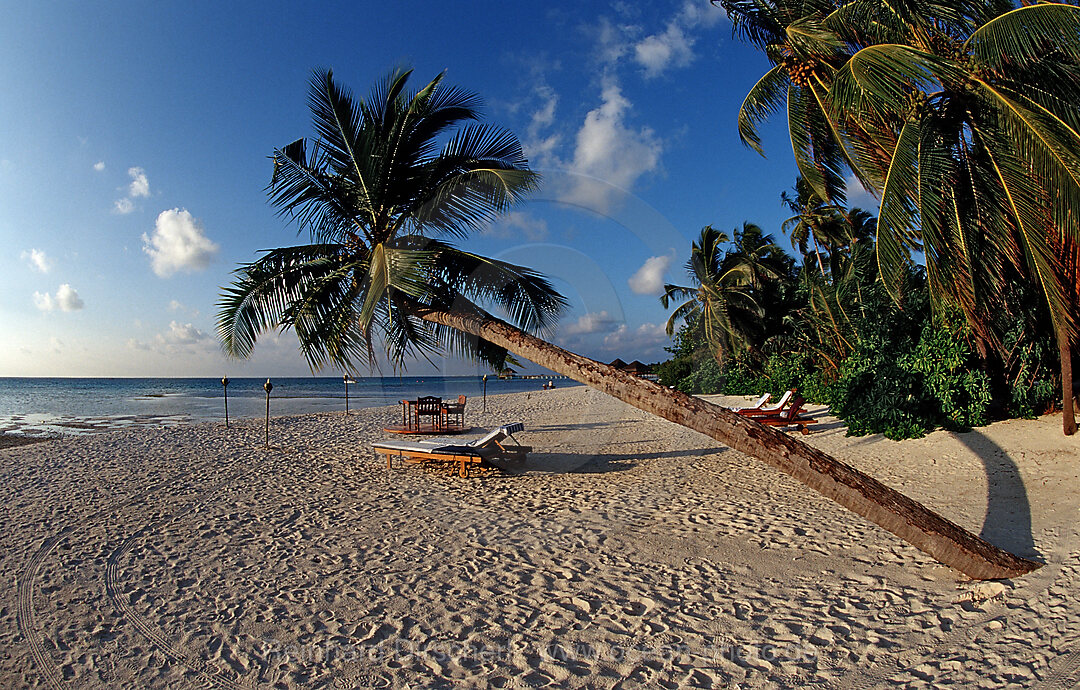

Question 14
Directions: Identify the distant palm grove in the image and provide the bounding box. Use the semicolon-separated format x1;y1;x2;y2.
655;0;1080;438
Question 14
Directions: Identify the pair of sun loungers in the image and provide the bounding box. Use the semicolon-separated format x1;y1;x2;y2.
730;390;818;434
373;423;531;478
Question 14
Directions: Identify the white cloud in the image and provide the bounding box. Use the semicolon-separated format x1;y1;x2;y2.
844;173;880;213
168;299;184;311
558;81;662;211
127;166;150;198
156;321;209;345
602;322;668;354
635;26;693;77
595;16;638;66
142;208;219;277
484;211;550;241
522;83;563;163
634;1;724;78
21;249;52;273
563;310;617;336
113;165;150;212
93;161;106;172
530;84;559;131
127;338;151;351
33;284;85;312
628;254;673;295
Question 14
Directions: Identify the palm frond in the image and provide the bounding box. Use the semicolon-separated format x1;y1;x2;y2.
738;65;791;154
967;4;1080;71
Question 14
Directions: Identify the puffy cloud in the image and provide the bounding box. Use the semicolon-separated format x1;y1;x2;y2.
142;209;219;277
844;173;880;213
127;166;150;197
522;83;562;163
628;254;673;295
156;321;209;345
113;165;150;212
484;211;550;241
558;81;662;212
21;248;52;273
33;284;85;312
128;321;210;352
93;161;105;172
562;310;617;336
602;322;669;354
634;1;724;78
530;84;559;131
635;25;693;77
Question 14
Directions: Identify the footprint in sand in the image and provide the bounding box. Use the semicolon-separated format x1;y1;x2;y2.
623;596;656;617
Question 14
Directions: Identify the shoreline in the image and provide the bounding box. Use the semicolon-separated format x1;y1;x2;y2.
1;387;1077;688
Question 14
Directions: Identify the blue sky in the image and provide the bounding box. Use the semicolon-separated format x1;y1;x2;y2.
0;1;875;378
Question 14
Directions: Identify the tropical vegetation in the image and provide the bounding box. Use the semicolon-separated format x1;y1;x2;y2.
719;0;1080;434
658;179;1060;439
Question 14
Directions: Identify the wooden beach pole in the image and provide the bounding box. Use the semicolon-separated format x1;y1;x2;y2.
263;378;273;448
221;376;230;429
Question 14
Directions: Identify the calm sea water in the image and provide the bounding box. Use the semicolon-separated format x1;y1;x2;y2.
0;376;578;437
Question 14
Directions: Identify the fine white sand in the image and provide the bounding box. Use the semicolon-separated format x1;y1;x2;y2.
1;386;1078;689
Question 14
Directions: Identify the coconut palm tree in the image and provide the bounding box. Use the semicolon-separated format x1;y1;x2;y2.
723;0;1080;434
660;225;763;366
218;67;1037;579
827;0;1080;434
722;0;878;203
781;176;865;277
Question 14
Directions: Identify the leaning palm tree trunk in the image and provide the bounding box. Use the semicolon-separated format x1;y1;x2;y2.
414;303;1040;580
1059;328;1076;436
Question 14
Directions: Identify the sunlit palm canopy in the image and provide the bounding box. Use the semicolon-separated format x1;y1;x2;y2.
218;68;567;372
718;0;871;203
661;225;762;365
830;1;1080;346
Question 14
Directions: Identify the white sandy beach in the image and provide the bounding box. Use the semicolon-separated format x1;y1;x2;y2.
1;386;1078;689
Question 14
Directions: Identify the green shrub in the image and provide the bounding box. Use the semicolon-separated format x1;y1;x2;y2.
826;331;937;439
655;355;692;389
902;311;991;429
721;354;767;396
677;356;723;394
999;319;1059;418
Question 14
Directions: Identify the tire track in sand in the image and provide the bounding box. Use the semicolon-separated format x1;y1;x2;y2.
104;477;251;690
16;529;72;690
16;443;267;689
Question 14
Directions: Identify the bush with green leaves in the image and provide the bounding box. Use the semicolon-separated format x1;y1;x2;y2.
902;309;992;430
676;356;724;394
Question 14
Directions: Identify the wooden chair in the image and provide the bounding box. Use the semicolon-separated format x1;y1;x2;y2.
443;395;466;428
756;396;818;434
413;396;444;431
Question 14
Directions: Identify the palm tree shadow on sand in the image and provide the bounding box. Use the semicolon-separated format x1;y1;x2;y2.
507;448;725;475
954;429;1040;561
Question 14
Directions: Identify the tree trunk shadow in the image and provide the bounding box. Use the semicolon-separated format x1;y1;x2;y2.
955;429;1040;561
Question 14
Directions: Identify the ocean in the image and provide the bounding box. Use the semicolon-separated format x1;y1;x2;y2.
0;376;578;437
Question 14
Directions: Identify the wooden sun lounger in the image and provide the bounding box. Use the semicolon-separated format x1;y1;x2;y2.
754;396;818;434
735;389;796;417
373;423;531;477
730;393;770;413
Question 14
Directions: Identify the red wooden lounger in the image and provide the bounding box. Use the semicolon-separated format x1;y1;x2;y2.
754;396;818;434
